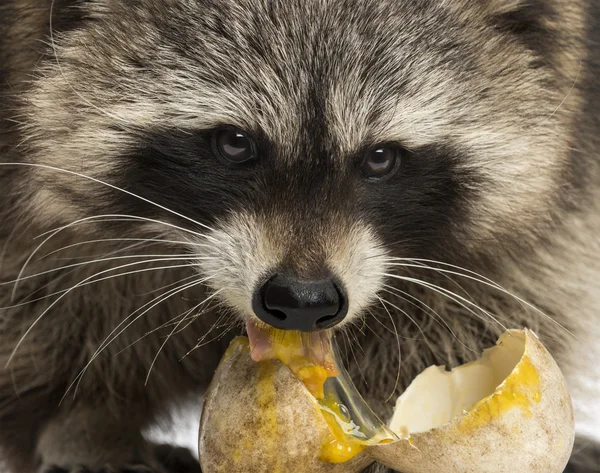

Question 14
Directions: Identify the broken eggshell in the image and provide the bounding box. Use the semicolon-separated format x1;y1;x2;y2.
198;338;372;473
373;330;575;473
199;330;574;473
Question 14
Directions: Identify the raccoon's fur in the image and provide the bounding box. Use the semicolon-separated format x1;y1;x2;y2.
1;1;599;472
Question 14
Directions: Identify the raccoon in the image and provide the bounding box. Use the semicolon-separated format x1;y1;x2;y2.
0;0;598;472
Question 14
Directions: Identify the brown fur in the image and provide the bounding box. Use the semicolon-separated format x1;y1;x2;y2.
1;1;599;472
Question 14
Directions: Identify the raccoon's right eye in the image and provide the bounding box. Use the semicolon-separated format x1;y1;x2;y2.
212;127;257;165
361;145;402;180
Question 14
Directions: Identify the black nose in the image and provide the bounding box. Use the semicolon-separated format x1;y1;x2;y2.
252;274;348;332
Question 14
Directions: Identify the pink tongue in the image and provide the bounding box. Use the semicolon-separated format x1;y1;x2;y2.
245;321;335;366
245;321;273;362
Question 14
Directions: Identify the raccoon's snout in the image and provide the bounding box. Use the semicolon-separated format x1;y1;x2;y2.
252;273;349;332
202;213;386;330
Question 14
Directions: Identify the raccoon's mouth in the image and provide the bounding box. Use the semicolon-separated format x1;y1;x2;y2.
245;320;339;398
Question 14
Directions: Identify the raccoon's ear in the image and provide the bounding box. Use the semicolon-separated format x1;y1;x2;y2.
483;0;554;56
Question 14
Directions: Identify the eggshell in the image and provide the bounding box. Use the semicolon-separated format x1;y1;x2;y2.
199;330;574;473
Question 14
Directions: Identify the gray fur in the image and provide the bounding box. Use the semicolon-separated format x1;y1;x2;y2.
1;1;599;472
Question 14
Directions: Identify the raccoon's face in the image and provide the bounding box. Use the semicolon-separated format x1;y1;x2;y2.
21;0;578;333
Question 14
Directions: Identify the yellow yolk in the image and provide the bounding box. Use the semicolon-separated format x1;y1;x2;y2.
459;355;542;433
318;395;368;463
256;329;389;463
262;329;339;398
296;365;331;399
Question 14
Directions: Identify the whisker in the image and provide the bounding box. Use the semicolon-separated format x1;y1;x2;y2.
116;304;200;356
355;317;367;337
384;261;491;305
380;273;509;332
397;261;480;304
134;273;200;297
169;289;227;337
90;278;212;362
35;214;219;243
41;237;211;259
364;309;387;341
376;296;402;403
145;288;227;385
1;261;198;311
383;259;576;338
341;324;368;388
0;222;28;274
340;330;351;367
3;235;170;304
347;325;365;355
0;163;221;235
9;212;214;301
5;259;208;365
1;253;211;288
64;274;219;400
118;276;220;353
382;284;477;354
32;238;191;310
52;238;170;261
367;303;420;341
378;295;426;340
186;302;237;351
180;309;240;360
384;258;504;289
11;210;222;297
186;320;237;354
8;228;208;304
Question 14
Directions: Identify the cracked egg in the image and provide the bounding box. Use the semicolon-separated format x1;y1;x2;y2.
199;329;574;473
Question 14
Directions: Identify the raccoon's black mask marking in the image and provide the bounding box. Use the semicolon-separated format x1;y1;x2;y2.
120;128;477;263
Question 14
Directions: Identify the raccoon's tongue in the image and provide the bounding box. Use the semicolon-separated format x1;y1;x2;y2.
245;321;338;397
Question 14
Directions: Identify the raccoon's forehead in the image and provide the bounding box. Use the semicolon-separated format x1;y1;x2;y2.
45;0;552;158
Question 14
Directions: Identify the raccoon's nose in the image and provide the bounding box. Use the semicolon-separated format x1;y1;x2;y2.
252;273;348;332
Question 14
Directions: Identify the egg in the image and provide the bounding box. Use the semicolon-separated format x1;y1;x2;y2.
373;330;574;473
198;330;574;473
198;337;372;473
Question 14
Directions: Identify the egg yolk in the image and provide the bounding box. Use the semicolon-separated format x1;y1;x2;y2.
259;329;339;398
318;394;369;463
259;329;390;463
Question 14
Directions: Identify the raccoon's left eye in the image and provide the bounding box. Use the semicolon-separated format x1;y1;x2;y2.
212;127;257;165
362;145;402;180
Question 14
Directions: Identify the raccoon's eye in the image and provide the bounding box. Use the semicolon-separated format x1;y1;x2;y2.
362;145;401;180
213;127;257;165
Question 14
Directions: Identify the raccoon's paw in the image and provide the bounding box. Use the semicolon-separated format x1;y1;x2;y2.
39;444;200;473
